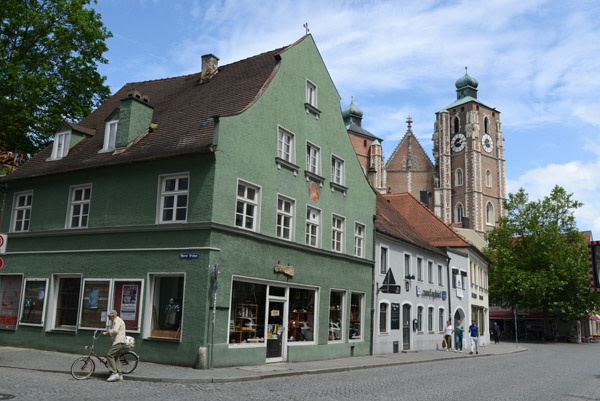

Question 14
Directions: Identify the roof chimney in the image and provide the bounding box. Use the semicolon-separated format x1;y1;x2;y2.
201;54;219;81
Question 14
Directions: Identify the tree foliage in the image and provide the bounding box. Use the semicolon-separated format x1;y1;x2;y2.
0;0;112;153
485;186;599;324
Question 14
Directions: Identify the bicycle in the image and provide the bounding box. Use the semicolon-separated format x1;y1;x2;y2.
71;330;139;380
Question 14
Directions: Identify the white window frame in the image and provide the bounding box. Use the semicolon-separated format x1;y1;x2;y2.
486;169;492;187
331;154;345;186
306;79;317;108
158;173;189;224
51;130;71;160
349;292;364;341
428;261;434;284
112;278;144;333
354;223;365;258
305;206;321;248
329;289;346;342
103;119;119;151
11;190;33;232
404;253;411;278
331;214;345;253
379;300;390;335
235;179;261;232
438;308;445;332
306;142;321;175
417;257;423;282
19;278;49;327
417;305;423;332
47;274;82;332
456;203;464;224
67;184;92;229
455;168;464;186
144;272;185;341
277;126;295;164
276;194;295;241
380;246;388;274
438;264;444;287
486;202;495;225
78;278;113;330
428;306;434;332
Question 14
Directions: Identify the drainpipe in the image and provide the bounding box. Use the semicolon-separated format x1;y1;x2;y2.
445;251;452;321
370;214;377;356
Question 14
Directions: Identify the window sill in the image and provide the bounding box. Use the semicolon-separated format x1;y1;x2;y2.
330;182;347;196
145;336;181;343
275;157;299;176
305;170;325;187
304;103;321;119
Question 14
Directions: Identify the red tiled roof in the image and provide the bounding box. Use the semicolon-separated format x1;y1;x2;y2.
1;39;298;182
376;193;446;257
383;192;471;248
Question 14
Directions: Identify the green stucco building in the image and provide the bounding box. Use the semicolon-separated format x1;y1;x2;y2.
0;35;376;368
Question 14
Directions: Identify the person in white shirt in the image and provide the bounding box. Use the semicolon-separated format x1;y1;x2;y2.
103;309;126;382
444;320;454;351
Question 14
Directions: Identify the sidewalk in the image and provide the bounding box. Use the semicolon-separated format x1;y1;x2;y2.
0;342;526;384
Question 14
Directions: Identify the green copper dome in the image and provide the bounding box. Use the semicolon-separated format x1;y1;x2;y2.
455;69;479;89
342;99;363;119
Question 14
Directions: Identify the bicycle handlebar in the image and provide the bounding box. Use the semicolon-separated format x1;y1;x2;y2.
93;330;103;340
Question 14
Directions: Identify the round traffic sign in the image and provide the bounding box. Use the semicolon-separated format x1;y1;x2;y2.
0;257;3;269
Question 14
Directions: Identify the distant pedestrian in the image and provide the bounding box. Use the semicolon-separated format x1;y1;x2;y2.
468;319;479;354
444;320;453;351
455;319;464;353
102;309;126;382
493;321;500;344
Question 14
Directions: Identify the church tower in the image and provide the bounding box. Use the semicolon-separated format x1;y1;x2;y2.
432;68;506;235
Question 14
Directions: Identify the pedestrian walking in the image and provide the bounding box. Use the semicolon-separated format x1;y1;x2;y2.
102;309;126;382
493;321;500;344
468;319;479;355
455;319;464;353
444;320;453;351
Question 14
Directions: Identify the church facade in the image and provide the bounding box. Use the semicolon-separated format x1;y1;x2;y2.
353;70;507;237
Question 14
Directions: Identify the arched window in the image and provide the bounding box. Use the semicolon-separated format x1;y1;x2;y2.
484;116;490;134
438;308;445;331
428;307;434;331
486;202;495;225
486;169;492;187
456;203;464;224
379;302;388;334
417;306;423;331
455;168;463;186
453;116;459;133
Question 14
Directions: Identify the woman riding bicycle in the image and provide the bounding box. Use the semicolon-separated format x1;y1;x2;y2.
102;309;126;382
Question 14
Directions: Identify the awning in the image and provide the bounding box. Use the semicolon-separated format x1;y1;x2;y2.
490;312;546;320
591;315;600;322
490;312;513;319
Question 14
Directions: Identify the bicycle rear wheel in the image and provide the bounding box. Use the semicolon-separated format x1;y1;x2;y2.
71;356;95;380
120;351;139;374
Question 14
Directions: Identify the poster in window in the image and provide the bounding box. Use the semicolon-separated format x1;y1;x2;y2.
120;285;138;321
391;303;400;330
0;275;23;330
88;287;100;309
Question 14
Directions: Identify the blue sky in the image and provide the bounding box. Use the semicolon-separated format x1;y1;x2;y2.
93;0;600;234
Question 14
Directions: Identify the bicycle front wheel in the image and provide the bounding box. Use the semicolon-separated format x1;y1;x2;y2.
71;356;95;380
120;351;139;374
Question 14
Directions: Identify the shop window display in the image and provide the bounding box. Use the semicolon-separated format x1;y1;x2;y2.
288;288;315;342
329;290;345;341
20;279;47;325
229;281;266;344
350;292;363;340
80;280;110;329
149;275;184;339
0;275;23;330
54;276;81;330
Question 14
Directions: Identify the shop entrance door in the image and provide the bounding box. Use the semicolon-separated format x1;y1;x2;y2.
266;300;286;362
402;304;411;350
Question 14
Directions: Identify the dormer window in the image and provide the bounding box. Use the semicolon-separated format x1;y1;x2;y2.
51;130;70;160
103;120;119;151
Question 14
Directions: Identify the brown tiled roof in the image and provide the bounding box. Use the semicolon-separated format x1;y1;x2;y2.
1;41;295;182
383;192;471;248
376;193;446;257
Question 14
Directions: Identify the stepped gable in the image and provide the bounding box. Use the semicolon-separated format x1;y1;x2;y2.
2;42;295;182
375;193;445;257
383;192;471;248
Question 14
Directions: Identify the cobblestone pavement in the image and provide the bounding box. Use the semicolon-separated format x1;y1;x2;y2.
0;343;599;400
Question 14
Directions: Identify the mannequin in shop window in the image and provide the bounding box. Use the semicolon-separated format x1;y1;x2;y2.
164;298;181;330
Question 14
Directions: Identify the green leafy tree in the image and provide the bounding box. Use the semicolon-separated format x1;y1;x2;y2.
485;186;599;338
0;0;112;155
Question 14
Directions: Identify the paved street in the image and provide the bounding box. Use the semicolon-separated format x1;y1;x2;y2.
0;343;599;400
